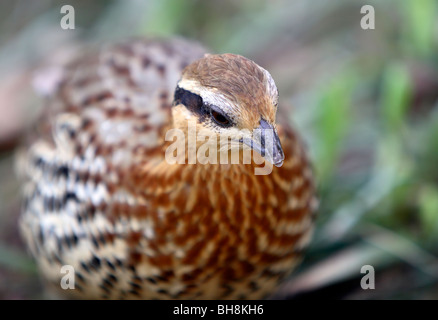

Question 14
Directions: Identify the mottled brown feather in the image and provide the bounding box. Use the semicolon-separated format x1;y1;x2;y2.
18;38;317;300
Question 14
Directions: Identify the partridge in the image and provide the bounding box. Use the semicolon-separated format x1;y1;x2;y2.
18;38;317;299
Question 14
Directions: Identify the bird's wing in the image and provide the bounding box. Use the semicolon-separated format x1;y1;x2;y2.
18;38;206;263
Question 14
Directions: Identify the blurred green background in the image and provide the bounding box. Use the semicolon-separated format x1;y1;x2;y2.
1;0;438;299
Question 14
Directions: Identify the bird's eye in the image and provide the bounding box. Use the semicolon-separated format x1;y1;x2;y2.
210;110;231;126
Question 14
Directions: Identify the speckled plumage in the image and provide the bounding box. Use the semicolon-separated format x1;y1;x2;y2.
18;38;317;299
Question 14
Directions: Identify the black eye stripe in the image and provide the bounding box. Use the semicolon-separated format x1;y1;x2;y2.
174;86;203;110
174;86;209;120
174;86;233;127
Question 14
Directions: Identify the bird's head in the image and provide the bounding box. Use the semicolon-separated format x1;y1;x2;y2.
172;53;284;167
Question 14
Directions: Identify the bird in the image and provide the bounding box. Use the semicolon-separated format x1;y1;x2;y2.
17;38;317;299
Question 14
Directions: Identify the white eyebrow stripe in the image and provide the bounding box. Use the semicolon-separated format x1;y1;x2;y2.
177;78;239;116
199;90;237;114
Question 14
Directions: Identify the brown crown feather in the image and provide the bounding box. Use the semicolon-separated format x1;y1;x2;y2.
182;53;277;130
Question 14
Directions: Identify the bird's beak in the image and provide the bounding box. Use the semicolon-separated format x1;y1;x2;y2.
240;119;285;167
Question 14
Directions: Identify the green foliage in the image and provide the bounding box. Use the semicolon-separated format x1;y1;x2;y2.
403;0;437;57
380;63;412;133
315;73;355;183
418;185;438;239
